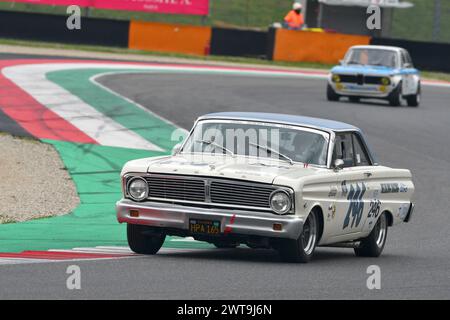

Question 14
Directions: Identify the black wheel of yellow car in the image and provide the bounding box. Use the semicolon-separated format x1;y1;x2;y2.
388;82;402;107
127;224;166;255
354;213;388;257
278;210;319;263
327;84;340;101
406;82;421;107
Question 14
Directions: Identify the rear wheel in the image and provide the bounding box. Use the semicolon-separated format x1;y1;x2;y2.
327;84;340;101
406;83;421;107
354;213;388;257
127;224;166;255
388;82;402;106
278;210;319;263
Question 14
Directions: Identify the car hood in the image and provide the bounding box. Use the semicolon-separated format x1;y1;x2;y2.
331;65;397;76
122;154;320;185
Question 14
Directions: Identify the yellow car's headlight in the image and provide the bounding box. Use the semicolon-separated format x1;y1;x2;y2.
381;77;391;85
332;74;341;83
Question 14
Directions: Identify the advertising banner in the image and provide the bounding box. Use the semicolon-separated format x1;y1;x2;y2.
0;0;210;15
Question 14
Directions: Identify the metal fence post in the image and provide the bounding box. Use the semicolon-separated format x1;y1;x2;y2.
432;0;441;42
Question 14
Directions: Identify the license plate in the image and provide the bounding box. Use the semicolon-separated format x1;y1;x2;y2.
189;219;221;235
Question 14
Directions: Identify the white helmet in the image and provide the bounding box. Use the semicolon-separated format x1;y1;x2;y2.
293;2;302;10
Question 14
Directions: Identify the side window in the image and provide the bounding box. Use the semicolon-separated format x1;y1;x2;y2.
352;134;371;166
405;51;413;67
333;134;354;167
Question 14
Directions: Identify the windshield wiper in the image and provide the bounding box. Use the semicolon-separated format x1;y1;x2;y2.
195;140;235;157
249;142;293;165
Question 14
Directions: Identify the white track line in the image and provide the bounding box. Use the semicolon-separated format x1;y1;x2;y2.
2;63;164;151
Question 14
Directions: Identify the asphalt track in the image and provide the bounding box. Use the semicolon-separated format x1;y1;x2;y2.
1;56;450;299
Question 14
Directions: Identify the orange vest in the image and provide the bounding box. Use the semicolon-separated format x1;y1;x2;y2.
284;10;304;28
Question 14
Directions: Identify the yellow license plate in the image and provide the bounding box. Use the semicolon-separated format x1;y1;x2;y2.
189;219;221;235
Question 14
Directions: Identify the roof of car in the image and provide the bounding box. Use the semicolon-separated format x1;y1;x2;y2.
198;112;359;132
350;45;405;52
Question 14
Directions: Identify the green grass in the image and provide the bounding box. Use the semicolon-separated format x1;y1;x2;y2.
2;37;449;82
0;37;334;70
390;0;450;44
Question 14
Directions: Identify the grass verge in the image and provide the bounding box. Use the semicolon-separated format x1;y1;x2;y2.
1;38;449;82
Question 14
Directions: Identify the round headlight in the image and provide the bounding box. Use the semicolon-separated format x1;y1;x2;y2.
270;190;292;215
332;74;341;83
127;177;148;201
381;77;391;85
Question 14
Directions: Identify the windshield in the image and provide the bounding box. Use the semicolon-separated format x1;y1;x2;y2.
345;48;398;68
181;120;330;166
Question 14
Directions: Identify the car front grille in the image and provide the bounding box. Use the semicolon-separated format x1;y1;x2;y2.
145;175;206;202
337;74;385;85
210;181;274;208
144;174;278;210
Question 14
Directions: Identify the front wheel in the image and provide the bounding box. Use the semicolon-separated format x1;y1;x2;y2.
327;84;340;101
354;213;388;257
406;83;421;107
213;242;238;249
278;210;319;263
127;224;166;255
388;82;402;106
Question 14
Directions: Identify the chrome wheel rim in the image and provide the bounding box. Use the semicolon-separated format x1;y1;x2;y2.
375;214;387;247
301;213;317;255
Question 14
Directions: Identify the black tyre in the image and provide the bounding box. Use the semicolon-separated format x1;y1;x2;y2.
213;242;238;249
406;83;421;107
327;84;340;101
388;82;402;106
354;213;388;257
127;224;166;255
349;96;360;103
278;210;320;263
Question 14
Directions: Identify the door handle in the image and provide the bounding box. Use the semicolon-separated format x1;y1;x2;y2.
364;172;373;178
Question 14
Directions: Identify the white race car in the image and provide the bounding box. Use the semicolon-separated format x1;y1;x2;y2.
117;112;415;263
327;45;421;107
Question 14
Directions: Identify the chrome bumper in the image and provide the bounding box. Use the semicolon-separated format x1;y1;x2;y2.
331;83;392;98
404;203;414;223
116;199;304;239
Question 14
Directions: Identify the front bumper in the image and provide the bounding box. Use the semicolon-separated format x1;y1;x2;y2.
116;199;304;240
331;82;393;98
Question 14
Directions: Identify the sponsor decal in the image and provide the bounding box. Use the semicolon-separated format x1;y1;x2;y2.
343;182;367;229
381;183;408;193
367;199;381;219
328;186;338;197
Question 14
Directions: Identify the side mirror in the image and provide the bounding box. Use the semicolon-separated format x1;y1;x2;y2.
339;59;344;65
403;63;412;69
333;159;345;171
172;143;182;155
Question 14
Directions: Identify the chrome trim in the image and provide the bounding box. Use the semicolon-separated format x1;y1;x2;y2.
123;173;295;214
116;199;304;239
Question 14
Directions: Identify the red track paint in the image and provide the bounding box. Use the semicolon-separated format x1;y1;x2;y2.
0;250;133;260
0;60;97;143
